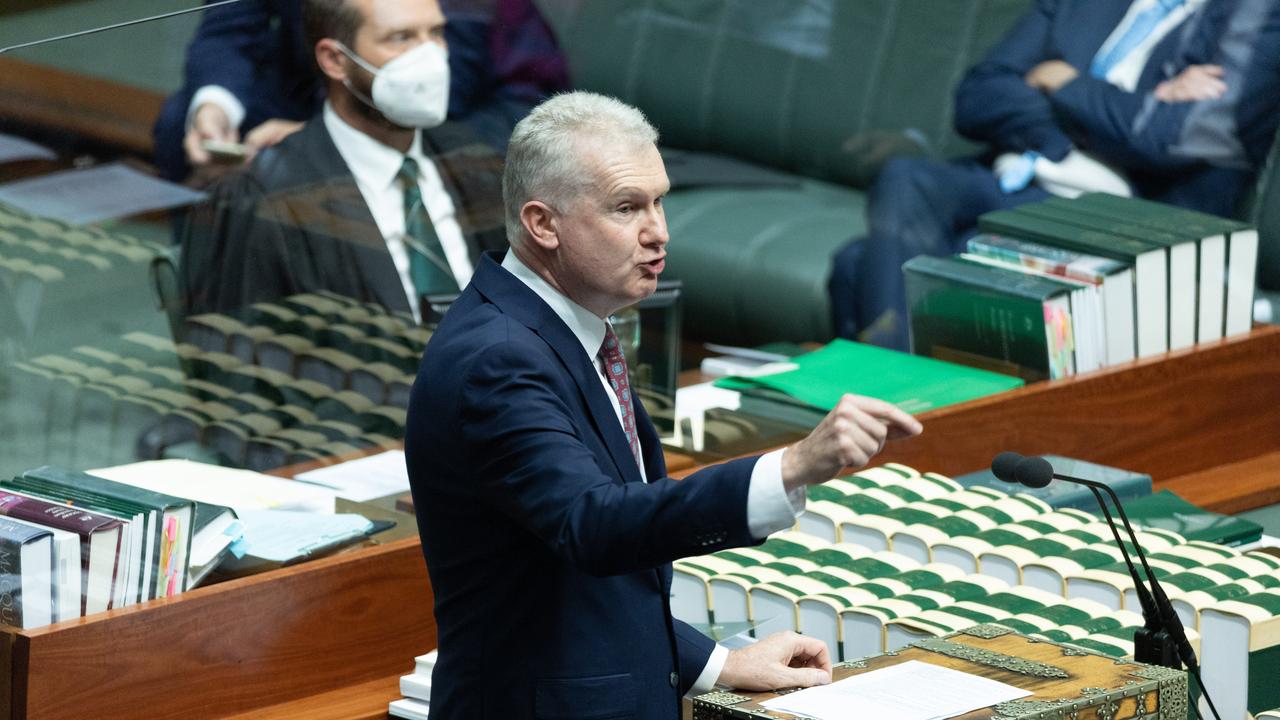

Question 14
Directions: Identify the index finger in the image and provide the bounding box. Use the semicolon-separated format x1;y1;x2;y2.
845;394;922;438
790;635;832;673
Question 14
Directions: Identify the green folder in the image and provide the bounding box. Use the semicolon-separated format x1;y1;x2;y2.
715;339;1023;416
1123;489;1263;547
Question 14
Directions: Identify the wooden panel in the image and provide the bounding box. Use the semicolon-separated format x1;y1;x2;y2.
10;538;433;720
676;326;1280;512
0;56;163;153
222;675;403;720
1161;450;1280;514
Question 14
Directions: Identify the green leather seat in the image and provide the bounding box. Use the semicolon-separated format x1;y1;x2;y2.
543;0;1030;343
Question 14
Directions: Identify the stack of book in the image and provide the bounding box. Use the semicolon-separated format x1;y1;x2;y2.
389;649;435;720
1197;587;1280;719
669;460;1280;711
905;192;1259;380
0;466;208;628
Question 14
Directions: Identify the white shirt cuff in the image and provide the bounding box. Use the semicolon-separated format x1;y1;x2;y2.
746;448;805;539
686;643;729;697
188;85;247;132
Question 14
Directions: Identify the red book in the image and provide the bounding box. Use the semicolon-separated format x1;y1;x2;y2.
0;491;123;616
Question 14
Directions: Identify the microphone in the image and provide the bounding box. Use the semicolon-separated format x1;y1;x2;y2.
992;453;1221;720
992;453;1172;663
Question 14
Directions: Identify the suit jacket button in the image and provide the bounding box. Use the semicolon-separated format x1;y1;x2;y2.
669;671;679;688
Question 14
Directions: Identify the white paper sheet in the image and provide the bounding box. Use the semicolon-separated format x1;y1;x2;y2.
0;133;56;164
0;162;205;225
228;510;372;563
294;449;410;502
761;660;1031;720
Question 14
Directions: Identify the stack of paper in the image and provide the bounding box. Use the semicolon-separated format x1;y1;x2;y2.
761;660;1030;719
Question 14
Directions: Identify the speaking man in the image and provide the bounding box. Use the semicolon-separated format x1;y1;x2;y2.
406;91;923;718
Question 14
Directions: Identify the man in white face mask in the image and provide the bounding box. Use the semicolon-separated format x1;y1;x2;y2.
179;0;508;322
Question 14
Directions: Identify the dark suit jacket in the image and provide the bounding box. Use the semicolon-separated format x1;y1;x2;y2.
179;117;507;318
405;254;762;719
152;0;570;178
952;0;1280;216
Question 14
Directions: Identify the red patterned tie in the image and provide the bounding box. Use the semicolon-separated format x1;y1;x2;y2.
600;325;643;471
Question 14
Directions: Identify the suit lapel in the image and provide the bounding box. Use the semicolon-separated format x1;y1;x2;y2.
295;121;413;314
632;391;666;482
421;124;507;266
471;255;644;485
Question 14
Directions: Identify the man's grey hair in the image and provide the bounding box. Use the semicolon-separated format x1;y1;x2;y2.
503;91;659;244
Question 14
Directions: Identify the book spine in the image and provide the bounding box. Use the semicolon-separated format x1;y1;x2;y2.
0;536;22;629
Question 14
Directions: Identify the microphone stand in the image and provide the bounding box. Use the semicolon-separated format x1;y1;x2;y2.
1043;467;1222;720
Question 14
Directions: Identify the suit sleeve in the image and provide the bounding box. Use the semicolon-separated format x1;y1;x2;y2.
458;339;760;577
952;0;1075;161
183;0;278;107
1048;0;1280;171
674;618;717;693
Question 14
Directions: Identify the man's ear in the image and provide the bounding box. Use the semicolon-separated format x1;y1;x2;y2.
315;39;351;83
520;201;560;251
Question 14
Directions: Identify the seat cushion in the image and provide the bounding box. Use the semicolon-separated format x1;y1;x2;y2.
664;178;866;345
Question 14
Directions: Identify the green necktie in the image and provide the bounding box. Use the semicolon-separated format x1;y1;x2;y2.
398;156;459;296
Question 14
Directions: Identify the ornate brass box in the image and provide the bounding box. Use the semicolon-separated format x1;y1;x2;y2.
692;624;1188;720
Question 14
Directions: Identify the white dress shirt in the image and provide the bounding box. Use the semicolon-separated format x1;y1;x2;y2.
1095;0;1207;92
322;103;473;322
501;250;805;695
998;0;1206;199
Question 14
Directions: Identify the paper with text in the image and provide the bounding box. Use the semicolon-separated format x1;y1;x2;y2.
294;449;410;502
760;659;1031;720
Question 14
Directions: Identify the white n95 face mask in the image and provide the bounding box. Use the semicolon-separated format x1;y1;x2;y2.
339;41;450;129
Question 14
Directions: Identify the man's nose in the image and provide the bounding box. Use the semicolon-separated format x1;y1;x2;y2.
643;207;669;247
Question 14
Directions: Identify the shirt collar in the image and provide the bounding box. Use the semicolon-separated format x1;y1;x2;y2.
323;101;427;192
501;250;607;360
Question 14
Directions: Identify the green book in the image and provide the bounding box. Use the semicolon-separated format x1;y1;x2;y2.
1017;200;1200;350
1074;192;1257;338
902;255;1075;381
1042;195;1228;344
979;208;1167;358
1123;489;1262;547
714;338;1023;423
7;466;195;598
954;455;1151;511
966;232;1134;366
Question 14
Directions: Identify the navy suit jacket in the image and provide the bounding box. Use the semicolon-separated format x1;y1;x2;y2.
952;0;1280;216
178;117;507;317
406;254;761;719
153;0;569;178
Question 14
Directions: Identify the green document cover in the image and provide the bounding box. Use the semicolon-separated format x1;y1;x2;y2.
715;339;1023;415
1124;489;1263;546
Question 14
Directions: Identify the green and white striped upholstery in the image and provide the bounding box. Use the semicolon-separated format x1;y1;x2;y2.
799;467;959;542
885;584;1061;650
1198;588;1280;720
977;521;1117;587
1167;552;1280;630
1021;528;1186;596
839;486;1009;550
989;597;1114;638
888;494;1056;564
1068;540;1240;611
796;562;968;660
842;574;1012;659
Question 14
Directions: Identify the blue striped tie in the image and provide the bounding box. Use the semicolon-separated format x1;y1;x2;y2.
1091;0;1185;79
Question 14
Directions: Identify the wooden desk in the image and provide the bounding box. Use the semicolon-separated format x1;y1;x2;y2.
3;326;1278;719
676;324;1280;514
